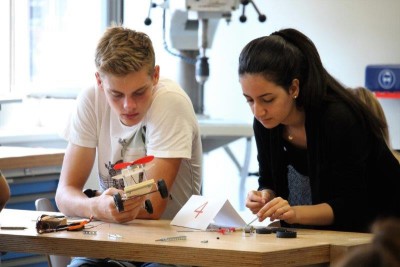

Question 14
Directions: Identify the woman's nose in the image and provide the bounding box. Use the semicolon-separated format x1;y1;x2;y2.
253;102;265;117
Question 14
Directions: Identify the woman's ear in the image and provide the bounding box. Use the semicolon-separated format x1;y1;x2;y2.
290;79;300;98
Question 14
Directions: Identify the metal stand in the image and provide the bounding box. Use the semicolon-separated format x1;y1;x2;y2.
177;50;204;115
223;137;252;210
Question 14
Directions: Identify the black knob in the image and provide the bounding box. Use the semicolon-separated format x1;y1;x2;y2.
144;17;152;25
259;14;267;22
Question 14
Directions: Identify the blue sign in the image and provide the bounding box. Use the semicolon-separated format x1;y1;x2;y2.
365;65;400;91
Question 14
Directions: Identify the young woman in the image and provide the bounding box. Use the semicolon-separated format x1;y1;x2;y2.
240;28;400;232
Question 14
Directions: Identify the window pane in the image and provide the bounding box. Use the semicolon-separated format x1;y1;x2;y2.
13;0;104;96
0;1;11;94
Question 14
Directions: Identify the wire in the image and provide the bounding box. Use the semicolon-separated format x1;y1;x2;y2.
84;222;107;230
246;217;258;226
161;1;196;65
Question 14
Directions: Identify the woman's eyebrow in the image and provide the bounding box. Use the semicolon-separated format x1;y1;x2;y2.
243;93;272;98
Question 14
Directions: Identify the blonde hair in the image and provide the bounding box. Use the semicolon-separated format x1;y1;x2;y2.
350;87;400;161
95;26;155;76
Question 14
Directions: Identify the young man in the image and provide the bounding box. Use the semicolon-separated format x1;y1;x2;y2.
56;26;202;266
56;26;201;225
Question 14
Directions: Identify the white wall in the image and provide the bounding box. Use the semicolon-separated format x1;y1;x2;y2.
205;0;400;143
124;0;400;147
3;0;398;140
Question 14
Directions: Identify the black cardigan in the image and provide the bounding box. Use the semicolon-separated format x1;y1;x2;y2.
254;100;400;232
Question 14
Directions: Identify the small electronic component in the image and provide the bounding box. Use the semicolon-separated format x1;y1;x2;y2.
108;233;122;239
155;235;187;242
243;226;254;237
83;230;97;235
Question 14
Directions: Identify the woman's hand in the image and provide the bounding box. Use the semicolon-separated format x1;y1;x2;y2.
257;197;297;223
246;189;274;214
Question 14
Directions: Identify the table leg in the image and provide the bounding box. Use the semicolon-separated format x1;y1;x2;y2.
223;137;252;210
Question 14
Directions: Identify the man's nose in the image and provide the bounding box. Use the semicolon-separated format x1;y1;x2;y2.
123;96;136;110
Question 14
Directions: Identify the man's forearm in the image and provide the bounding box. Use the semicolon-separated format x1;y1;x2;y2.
56;186;93;218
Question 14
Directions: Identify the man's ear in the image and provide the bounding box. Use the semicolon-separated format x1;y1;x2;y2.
152;65;160;85
95;72;103;91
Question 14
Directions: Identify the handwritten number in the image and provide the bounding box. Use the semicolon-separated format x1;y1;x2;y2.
194;201;208;218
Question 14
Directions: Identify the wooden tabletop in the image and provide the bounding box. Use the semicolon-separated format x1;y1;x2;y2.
0;146;65;170
0;209;372;267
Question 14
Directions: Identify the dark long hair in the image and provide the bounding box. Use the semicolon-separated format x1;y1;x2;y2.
238;28;385;140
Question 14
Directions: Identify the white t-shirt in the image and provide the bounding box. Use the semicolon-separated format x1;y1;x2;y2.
63;78;202;219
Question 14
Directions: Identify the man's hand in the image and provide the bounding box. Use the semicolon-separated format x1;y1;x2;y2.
91;188;145;223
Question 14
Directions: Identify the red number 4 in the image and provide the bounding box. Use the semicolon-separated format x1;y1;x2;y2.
194;201;208;218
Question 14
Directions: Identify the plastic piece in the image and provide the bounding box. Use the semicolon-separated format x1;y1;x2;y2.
145;199;153;214
157;179;168;199
113;193;124;212
256;227;273;234
276;230;297;238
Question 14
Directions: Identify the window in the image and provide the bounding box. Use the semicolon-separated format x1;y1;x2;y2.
2;0;104;97
0;1;11;94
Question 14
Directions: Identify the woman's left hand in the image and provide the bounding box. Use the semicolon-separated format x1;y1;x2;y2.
257;197;297;224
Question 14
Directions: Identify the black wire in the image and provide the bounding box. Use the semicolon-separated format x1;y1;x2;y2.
161;1;196;65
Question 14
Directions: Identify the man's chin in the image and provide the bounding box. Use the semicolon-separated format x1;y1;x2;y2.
120;118;141;127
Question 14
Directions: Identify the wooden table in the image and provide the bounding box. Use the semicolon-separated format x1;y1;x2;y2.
0;209;372;266
0;146;65;213
0;146;65;170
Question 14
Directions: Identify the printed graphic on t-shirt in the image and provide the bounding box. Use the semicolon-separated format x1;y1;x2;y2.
99;126;146;192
